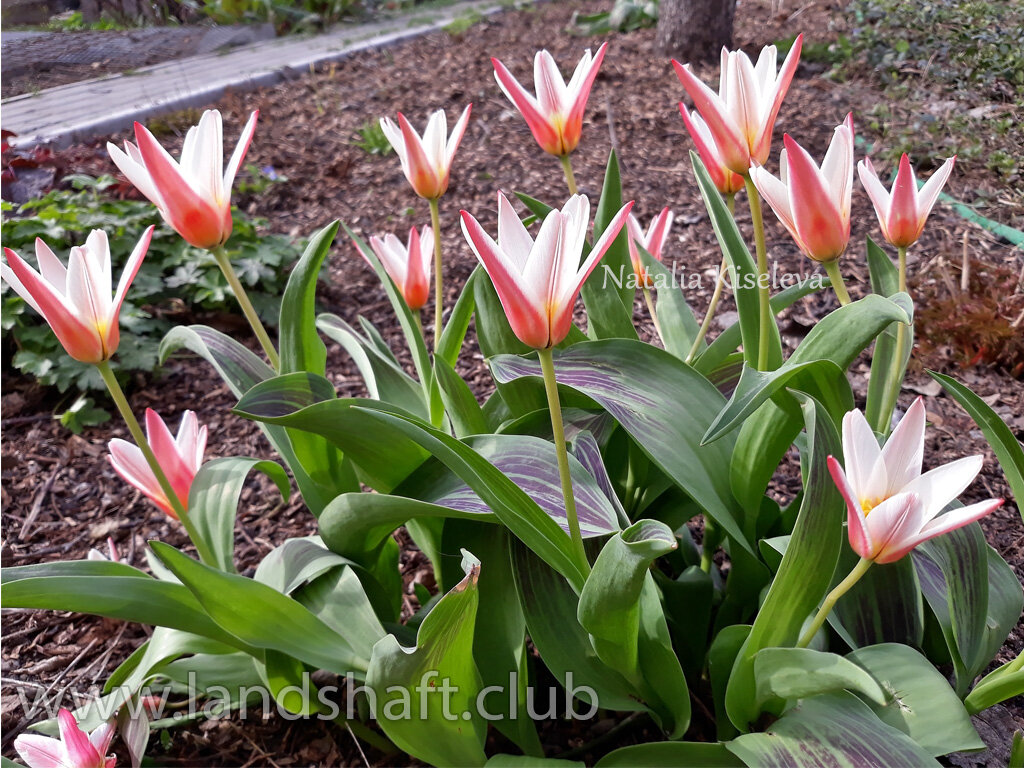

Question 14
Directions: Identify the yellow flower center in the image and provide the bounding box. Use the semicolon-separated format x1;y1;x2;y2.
860;497;882;515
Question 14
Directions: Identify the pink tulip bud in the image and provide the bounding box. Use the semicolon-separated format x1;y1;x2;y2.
679;106;745;196
673;36;803;174
108;409;207;519
829;398;1003;564
626;208;674;287
380;106;471;200
367;225;434;311
461;193;632;349
750;114;855;263
1;228;153;363
108;109;257;249
492;43;607;158
15;709;116;768
858;153;956;248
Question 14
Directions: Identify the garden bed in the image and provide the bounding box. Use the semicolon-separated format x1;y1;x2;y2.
2;0;1022;764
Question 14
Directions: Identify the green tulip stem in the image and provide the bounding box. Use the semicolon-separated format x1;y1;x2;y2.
429;197;444;353
642;286;664;345
744;176;772;371
823;259;852;305
560;154;578;196
212;245;279;370
875;245;911;436
413;308;425;342
96;360;215;566
538;347;590;576
797;556;873;648
686;194;735;365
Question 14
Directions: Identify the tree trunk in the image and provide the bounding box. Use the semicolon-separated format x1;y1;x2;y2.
656;0;737;62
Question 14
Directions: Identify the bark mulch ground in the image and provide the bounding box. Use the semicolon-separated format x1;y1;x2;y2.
3;0;1023;764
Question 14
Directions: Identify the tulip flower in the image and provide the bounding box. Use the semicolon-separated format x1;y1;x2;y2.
380;106;472;201
14;709;116;768
460;193;633;350
829;398;1003;565
798;399;1002;647
679;106;745;196
492;43;608;161
107;109;257;250
1;228;153;364
109;409;207;519
626;207;674;287
750;115;854;264
858;154;956;249
673;36;803;175
368;225;434;311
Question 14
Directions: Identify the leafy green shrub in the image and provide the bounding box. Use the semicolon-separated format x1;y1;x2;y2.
351;120;394;156
1;175;301;396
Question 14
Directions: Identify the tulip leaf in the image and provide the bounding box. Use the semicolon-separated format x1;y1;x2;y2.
725;692;941;767
965;652;1024;715
490;339;750;554
234;372;427;493
927;370;1024;523
254;536;354;594
366;551;487;768
188;457;289;573
864;236;913;429
158;324;328;514
317;313;428;419
597;742;744;767
437;268;479;368
725;391;845;730
279;220;337;377
434;356;489;437
0;560;259;655
289;563;387;656
511;540;648;713
705;292;911;443
847;643;984;755
581;150;640;342
636;245;702;360
352;404;590;591
150;541;371;676
690;151;782;370
708;625;751;741
752;647;888;711
487;758;585;768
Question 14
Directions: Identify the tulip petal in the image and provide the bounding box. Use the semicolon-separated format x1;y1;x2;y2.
864;491;923;563
887;153;920;246
13;733;66;768
88;721;116;758
175;410;207;474
752;33;801;164
858;158;893;237
59;708;99;766
445;104;472;168
66;245;108;337
783;134;847;260
750;165;799;244
901;454;984;523
496;192;534;272
534;49;568;120
918;498;1004;540
493;57;561;154
397;112;440;198
565;42;607;142
828;455;875;559
186;109;224;203
673;60;749;173
914;155;955;231
877;397;925;495
107;140;162;206
109;439;172;514
841;407;882;499
34;238;67;288
145;408;194;504
111;226;154;330
819;115;854;224
223;110;259;199
564;199;633;308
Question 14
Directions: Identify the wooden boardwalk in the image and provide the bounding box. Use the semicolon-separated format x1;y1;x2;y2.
2;0;507;148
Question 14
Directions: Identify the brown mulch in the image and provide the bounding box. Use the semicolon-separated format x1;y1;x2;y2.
3;0;1023;765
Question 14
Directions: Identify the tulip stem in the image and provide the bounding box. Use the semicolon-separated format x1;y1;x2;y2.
797;556;872;648
744;177;772;372
642;286;664;345
538;347;590;577
875;246;911;436
823;260;852;306
429;197;444;353
560;154;578;196
212;246;280;370
686;258;727;365
413;309;425;341
96;360;216;566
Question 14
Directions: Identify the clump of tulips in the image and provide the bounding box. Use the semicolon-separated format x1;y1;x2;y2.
3;32;1022;768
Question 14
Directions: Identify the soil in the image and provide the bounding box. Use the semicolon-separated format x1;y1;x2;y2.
2;0;1023;765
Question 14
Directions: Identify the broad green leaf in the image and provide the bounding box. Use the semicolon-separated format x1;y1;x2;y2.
254;536;352;593
847;643;984;755
150;542;368;676
655;567;715;678
262;650;327;716
639;246;702;360
708;625;750;741
753;647;887;711
690;151;782;370
188;457;289;572
965;653;1024;715
704;293;911;443
158;324;327;513
633;575;692;738
0;560;258;654
980;546;1024;681
726;692;940;767
317;313;428;419
438;269;479;368
290;564;386;655
367;551;486;768
928;370;1024;523
581;150;639;341
511;541;645;713
597;742;743;767
234;373;426;493
435;356;489;437
864;236;912;428
578;520;677;677
487;758;584;768
726;392;844;730
490;340;750;554
279;220;337;376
